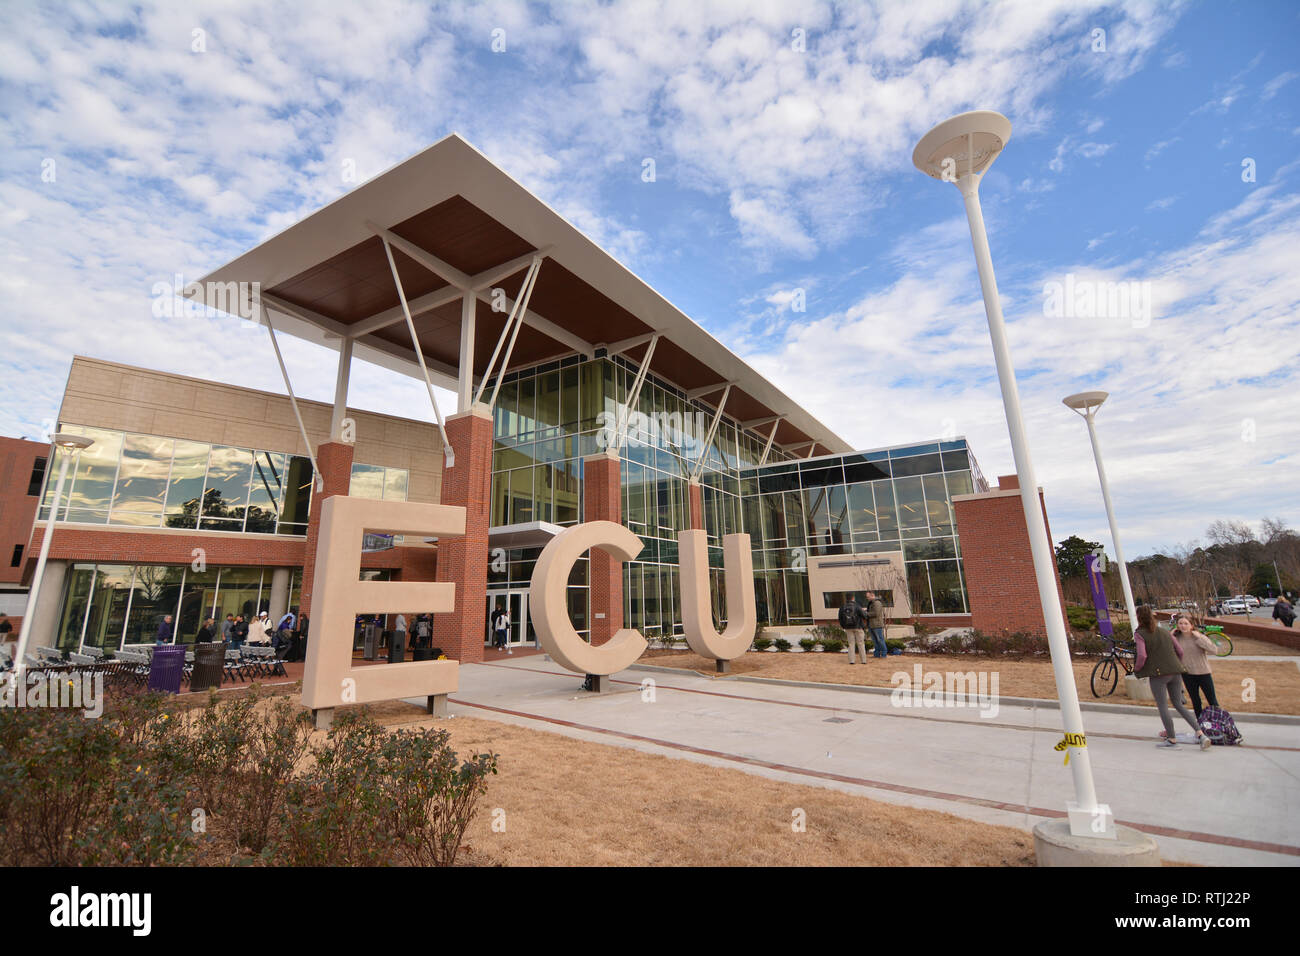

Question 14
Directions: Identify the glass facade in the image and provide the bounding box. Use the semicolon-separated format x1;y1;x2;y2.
485;356;987;634
38;424;406;535
54;563;280;652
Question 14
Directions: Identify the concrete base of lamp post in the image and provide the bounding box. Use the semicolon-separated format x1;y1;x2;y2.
1033;820;1160;866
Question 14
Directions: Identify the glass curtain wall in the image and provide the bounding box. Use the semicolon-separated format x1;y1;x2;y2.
740;441;985;622
34;424;407;537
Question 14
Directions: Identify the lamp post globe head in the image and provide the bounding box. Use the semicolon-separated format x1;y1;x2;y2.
51;432;94;450
912;110;1012;185
1063;390;1109;416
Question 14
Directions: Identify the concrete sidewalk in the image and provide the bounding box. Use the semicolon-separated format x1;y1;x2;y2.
438;656;1300;866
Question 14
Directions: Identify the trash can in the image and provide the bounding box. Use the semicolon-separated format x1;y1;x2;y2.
387;629;405;663
190;642;227;692
363;624;379;661
147;646;186;694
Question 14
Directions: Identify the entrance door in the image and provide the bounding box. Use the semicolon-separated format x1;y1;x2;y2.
485;590;532;647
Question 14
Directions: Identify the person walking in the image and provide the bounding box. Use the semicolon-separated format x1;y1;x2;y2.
1134;605;1210;750
1172;614;1219;722
838;595;867;664
864;591;888;658
1273;595;1295;628
491;603;509;651
155;614;173;645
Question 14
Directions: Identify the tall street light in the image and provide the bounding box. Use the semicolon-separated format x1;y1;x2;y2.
914;111;1111;838
10;432;94;686
1063;391;1139;635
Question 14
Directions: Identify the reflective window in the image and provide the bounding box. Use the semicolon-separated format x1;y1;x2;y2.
124;565;184;644
62;426;122;522
110;434;172;525
165;439;209;529
201;445;251;530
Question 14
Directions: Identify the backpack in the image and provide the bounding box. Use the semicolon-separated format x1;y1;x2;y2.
1198;706;1242;745
838;603;860;629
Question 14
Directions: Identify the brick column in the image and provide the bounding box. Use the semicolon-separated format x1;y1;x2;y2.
301;441;354;616
583;450;623;646
433;407;493;663
687;479;704;531
951;475;1069;637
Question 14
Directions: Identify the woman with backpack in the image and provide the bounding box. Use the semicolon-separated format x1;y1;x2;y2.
1133;605;1211;750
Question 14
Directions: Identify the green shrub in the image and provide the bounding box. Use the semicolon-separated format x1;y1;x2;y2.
820;638;844;654
281;710;496;867
809;624;846;644
885;639;907;653
1066;605;1098;631
773;637;792;652
228;691;313;854
384;726;497;867
798;638;816;652
752;637;773;651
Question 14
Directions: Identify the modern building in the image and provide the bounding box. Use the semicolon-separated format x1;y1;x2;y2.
0;435;49;632
16;135;1066;658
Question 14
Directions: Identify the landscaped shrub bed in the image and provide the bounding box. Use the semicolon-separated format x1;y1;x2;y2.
907;629;1112;659
0;687;496;866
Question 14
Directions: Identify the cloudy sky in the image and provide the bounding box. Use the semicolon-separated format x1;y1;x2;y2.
1;0;1297;557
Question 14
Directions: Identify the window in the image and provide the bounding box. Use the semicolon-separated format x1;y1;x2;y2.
10;544;22;568
27;457;46;496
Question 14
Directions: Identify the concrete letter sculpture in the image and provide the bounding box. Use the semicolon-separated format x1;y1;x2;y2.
530;520;647;676
302;496;464;725
678;530;756;662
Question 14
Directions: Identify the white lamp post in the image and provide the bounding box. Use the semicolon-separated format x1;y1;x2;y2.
914;111;1112;838
1063;391;1139;634
10;432;94;685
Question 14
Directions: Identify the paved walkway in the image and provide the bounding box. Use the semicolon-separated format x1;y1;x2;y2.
441;655;1300;866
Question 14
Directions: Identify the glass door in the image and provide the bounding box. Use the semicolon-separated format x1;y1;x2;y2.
485;590;533;647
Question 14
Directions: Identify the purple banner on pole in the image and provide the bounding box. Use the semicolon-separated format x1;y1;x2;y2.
1086;554;1113;637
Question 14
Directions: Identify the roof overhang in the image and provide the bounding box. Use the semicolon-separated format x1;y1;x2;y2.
193;133;850;455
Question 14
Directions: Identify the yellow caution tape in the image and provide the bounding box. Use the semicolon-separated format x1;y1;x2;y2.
1054;733;1087;765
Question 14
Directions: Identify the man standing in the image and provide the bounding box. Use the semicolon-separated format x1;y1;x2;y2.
231;614;249;649
864;591;888;658
155;614;173;645
220;613;234;645
838;596;866;664
491;603;510;652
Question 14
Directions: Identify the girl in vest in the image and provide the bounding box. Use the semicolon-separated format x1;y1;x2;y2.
1133;605;1211;750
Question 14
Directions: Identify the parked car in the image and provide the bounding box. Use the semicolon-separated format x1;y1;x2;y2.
1222;599;1249;614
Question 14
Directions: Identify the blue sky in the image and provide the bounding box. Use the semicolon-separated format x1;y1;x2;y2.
1;0;1297;557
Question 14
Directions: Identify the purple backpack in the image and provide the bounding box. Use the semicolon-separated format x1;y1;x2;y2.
1198;706;1242;745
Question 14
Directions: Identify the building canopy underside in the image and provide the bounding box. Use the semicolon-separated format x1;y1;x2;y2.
194;134;848;458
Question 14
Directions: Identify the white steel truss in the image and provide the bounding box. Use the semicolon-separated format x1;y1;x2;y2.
261;305;325;491
689;383;732;482
610;333;661;453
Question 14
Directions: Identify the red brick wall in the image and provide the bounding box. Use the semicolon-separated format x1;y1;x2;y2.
953;477;1069;637
921;614;974;629
300;441;355;615
584;452;623;646
1208;616;1300;652
433;411;493;663
687;480;703;532
0;437;47;586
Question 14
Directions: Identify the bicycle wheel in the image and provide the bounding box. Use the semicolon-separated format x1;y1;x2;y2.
1091;657;1118;697
1211;634;1233;657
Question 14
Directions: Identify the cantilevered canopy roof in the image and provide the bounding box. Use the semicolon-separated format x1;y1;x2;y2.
194;134;849;456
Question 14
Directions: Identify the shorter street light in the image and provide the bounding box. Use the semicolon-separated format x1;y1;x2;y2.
10;432;94;686
1063;391;1139;633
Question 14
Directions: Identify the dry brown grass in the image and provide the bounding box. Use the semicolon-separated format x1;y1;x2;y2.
641;649;1300;715
369;714;1037;866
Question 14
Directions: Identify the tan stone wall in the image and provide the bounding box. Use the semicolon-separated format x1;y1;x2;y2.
807;551;911;621
57;356;443;503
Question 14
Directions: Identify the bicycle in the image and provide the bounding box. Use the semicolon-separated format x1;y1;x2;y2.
1202;624;1233;657
1090;635;1136;697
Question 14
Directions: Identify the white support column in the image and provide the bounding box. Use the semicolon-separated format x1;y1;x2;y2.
329;337;353;441
263;308;325;491
475;256;542;408
611;334;661;453
690;384;732;482
457;294;476;413
485;258;544;410
758;418;782;466
380;236;456;468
